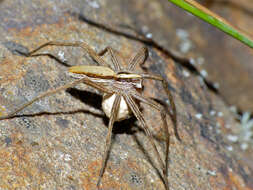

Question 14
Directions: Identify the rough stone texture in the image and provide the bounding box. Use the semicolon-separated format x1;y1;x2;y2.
0;0;252;190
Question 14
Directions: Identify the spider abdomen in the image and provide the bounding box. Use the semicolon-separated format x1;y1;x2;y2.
102;93;131;121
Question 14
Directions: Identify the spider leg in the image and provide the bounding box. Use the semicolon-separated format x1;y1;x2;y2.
97;94;121;188
123;94;169;190
24;41;110;67
0;77;113;120
127;47;148;71
130;90;171;183
97;47;122;71
140;74;180;141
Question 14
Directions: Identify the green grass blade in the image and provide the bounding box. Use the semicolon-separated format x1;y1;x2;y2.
167;0;253;48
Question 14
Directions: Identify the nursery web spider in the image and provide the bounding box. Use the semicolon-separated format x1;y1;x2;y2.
0;41;177;189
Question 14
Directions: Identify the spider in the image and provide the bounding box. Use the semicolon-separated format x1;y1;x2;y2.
0;41;177;190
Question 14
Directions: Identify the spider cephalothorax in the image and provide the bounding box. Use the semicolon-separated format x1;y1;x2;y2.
0;41;177;190
100;72;143;121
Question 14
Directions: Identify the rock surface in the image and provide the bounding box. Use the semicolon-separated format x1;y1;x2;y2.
0;0;252;189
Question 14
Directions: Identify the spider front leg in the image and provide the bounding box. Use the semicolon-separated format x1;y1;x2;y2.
97;94;121;188
126;46;177;132
130;90;172;182
0;77;113;120
23;41;110;67
123;94;169;190
140;73;179;141
97;46;122;71
127;46;148;71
